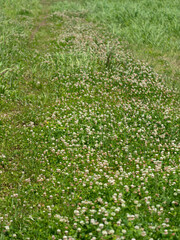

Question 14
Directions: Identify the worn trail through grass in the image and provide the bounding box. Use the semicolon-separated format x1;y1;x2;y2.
0;0;179;239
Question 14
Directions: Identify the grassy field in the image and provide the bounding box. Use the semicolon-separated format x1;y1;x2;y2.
51;0;180;89
0;0;180;239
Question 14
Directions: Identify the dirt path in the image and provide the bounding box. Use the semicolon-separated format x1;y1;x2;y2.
30;0;57;40
30;16;48;40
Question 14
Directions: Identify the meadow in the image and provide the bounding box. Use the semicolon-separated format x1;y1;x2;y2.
0;0;179;239
51;0;180;89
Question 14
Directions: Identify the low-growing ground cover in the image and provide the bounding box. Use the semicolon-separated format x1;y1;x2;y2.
0;0;180;239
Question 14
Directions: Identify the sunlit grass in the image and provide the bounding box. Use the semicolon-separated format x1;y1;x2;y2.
51;0;180;89
0;0;179;239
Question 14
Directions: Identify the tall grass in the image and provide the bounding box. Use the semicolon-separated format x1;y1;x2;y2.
0;0;40;98
0;0;40;17
52;0;180;52
52;0;180;88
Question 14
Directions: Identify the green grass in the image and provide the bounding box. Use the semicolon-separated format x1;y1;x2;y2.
51;0;180;89
0;0;41;104
0;0;180;239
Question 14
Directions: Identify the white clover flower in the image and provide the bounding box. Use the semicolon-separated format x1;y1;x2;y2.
74;210;80;216
5;226;9;231
117;221;121;226
111;212;116;216
102;230;107;236
109;229;115;234
141;231;146;236
115;207;120;212
99;223;104;229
